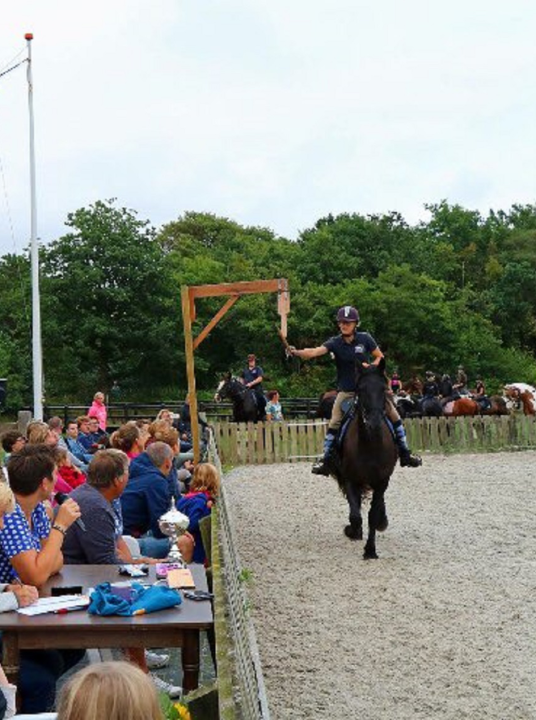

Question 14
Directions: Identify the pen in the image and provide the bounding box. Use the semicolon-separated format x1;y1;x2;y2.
54;606;87;614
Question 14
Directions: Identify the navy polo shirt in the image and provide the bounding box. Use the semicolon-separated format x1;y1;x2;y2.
242;365;264;393
324;332;378;392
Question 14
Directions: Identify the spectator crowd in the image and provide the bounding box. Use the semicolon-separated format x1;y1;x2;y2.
0;390;219;718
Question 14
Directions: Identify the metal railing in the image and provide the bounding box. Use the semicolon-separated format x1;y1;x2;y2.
39;398;321;426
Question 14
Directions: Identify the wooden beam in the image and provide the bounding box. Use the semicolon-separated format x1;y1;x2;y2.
189;279;281;299
193;295;239;350
181;286;200;464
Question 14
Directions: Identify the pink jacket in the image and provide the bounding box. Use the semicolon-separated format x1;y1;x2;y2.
88;401;107;431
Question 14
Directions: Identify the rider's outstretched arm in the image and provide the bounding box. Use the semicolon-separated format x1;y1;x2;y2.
290;345;328;360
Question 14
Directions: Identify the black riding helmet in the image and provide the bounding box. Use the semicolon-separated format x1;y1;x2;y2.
336;306;360;324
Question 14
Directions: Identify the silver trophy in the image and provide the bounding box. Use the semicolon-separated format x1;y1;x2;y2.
158;498;190;566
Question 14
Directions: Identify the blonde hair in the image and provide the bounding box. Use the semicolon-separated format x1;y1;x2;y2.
0;482;15;515
56;661;162;720
156;408;173;423
148;420;179;448
190;462;220;497
27;421;52;445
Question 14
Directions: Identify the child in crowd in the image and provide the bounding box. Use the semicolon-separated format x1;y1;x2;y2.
57;661;163;720
110;422;145;459
54;448;86;493
265;390;283;422
178;462;220;564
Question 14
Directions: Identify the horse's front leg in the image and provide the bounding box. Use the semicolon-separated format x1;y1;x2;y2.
344;482;363;540
364;487;387;559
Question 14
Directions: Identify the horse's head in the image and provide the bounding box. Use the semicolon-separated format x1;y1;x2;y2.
356;359;388;430
214;372;233;402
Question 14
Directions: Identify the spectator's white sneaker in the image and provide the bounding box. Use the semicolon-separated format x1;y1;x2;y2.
151;674;182;699
145;650;170;669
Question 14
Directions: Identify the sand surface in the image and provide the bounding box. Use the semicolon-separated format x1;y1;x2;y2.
225;452;536;720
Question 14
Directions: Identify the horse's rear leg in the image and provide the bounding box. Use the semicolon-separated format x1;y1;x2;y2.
364;488;387;559
344;483;362;540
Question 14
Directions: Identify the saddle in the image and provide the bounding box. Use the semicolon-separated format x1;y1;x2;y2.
336;398;395;449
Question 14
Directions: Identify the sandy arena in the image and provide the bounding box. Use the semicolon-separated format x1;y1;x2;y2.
225;452;536;720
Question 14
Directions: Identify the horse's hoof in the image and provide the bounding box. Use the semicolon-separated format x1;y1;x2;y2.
344;524;363;540
363;549;378;560
377;517;389;532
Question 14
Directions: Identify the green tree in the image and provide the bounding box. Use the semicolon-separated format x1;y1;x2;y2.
40;200;179;399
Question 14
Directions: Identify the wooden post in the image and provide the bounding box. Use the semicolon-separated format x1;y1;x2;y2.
181;286;201;463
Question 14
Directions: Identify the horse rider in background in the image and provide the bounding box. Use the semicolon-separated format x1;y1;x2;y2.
289;305;422;475
453;365;469;395
241;353;267;418
422;371;440;398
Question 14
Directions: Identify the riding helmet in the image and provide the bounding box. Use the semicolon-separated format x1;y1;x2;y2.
336;306;360;324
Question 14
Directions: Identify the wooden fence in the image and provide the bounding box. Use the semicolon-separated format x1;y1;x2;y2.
213;415;536;466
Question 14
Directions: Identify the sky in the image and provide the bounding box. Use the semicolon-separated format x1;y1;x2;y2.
0;0;535;255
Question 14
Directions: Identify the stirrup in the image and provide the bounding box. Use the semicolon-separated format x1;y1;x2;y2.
400;451;422;467
311;459;330;476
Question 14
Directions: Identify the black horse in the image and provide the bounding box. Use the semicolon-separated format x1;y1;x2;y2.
334;360;398;559
214;374;265;422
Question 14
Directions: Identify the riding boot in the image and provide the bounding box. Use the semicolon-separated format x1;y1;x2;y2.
392;420;422;467
312;431;336;476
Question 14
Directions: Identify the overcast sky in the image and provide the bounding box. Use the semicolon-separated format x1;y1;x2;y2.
0;1;535;255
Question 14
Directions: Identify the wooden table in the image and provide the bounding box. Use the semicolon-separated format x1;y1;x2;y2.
0;564;213;693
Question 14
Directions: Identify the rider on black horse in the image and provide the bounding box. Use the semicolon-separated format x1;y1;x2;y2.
422;371;440;398
241;353;267;418
289;305;422;475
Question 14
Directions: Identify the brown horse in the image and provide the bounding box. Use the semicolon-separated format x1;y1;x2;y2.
336;360;398;560
442;397;480;416
478;395;510;416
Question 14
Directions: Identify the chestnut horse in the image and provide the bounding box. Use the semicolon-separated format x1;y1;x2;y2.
442;397;480;416
335;360;398;560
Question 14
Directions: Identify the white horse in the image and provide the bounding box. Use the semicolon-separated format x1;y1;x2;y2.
504;383;536;413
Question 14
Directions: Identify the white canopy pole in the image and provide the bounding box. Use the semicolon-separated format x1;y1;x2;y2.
26;32;43;419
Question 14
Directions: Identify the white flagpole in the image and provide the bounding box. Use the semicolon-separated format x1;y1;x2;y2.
25;32;43;420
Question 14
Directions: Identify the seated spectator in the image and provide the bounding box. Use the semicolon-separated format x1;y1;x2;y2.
1;431;26;465
265;390;283;422
88;416;110;449
26;420;57;447
135;418;152;449
178;462;220;564
48;416;88;473
87;391;107;431
121;442;193;561
0;446;84;713
156;408;174;424
146;421;185;496
57;661;163;720
62;449;130;566
76;415;94;453
54;448;86;493
111;422;145;459
0;481;39;719
64;420;93;465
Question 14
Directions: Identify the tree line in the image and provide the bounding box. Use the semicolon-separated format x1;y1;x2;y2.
0;198;535;410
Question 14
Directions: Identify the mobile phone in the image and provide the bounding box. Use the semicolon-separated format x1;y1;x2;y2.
51;586;83;596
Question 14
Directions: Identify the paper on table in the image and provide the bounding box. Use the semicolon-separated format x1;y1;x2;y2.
17;595;90;616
